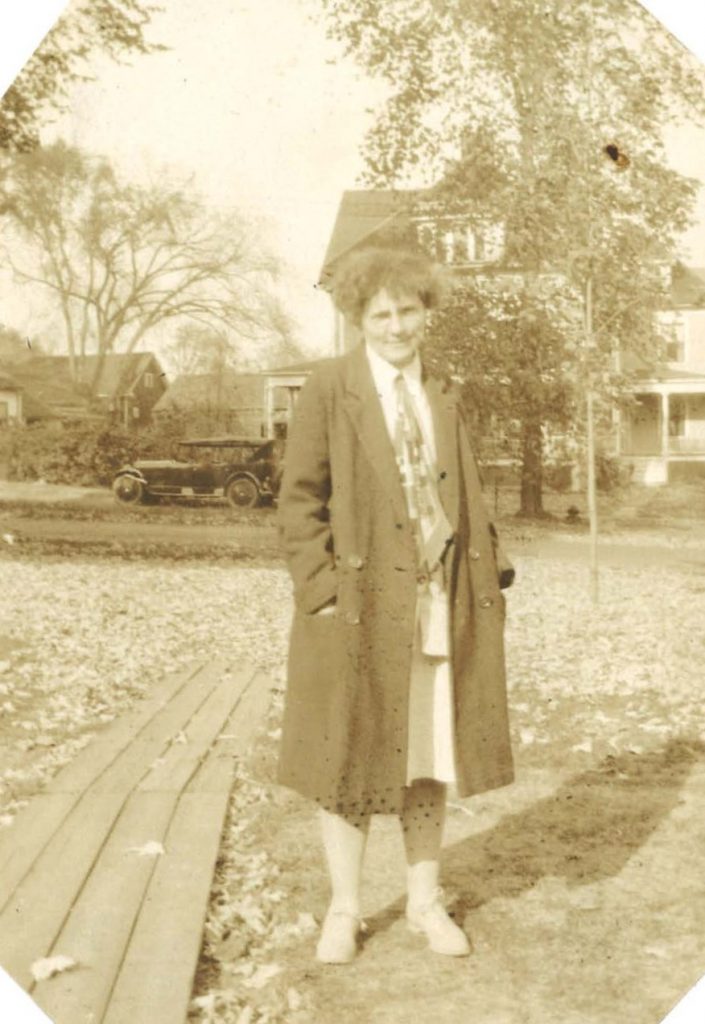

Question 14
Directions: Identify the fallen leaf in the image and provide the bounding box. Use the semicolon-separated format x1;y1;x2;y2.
127;840;165;857
644;944;669;959
572;739;593;754
2;534;15;545
191;993;217;1012
295;911;318;934
287;987;303;1011
213;931;250;961
31;955;78;981
447;801;475;817
242;963;283;989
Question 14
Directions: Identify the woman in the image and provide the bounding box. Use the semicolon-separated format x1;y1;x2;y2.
277;247;514;964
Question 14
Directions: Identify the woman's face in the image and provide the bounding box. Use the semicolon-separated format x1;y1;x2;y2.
360;288;427;369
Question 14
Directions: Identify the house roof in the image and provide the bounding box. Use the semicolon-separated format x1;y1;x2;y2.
1;352;162;419
671;264;705;308
0;371;21;391
3;360;92;418
622;349;705;384
265;358;329;375
0;364;64;420
318;189;419;287
153;369;259;412
25;352;162;399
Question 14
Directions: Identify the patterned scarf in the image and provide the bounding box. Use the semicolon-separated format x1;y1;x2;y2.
393;373;453;573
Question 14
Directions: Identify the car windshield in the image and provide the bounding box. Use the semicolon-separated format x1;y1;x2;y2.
176;440;270;463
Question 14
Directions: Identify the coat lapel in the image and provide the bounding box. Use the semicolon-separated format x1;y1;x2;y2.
341;345;461;531
424;374;461;530
342;346;409;526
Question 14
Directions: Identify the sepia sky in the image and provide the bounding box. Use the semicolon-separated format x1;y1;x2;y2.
1;1;705;357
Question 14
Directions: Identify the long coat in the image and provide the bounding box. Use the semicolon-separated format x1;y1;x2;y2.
277;345;514;816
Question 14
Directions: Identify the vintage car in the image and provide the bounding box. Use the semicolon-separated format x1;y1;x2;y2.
112;437;284;508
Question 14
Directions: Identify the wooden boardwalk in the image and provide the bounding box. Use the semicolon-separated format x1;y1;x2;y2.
0;660;273;1024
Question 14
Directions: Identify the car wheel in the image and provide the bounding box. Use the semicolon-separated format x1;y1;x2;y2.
226;476;260;508
113;475;145;504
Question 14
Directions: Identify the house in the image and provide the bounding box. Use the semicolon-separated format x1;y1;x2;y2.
318;189;504;355
0;372;24;424
3;352;166;428
154;360;325;438
153;369;265;435
619;264;705;484
0;366;73;424
320;189;705;488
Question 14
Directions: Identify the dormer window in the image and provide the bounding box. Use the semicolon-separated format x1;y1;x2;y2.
415;217;503;266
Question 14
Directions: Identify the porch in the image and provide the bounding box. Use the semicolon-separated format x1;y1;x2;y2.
620;382;705;485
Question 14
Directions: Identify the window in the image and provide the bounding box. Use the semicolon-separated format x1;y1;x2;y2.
0;401;8;421
143;372;155;389
669;396;686;437
665;319;686;363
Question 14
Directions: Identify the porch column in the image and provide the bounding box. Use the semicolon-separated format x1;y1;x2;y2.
660;391;670;459
264;380;274;439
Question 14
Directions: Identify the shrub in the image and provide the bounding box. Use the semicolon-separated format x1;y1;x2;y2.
1;417;190;487
596;450;631;492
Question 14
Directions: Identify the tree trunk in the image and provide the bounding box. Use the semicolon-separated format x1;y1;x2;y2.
519;419;544;517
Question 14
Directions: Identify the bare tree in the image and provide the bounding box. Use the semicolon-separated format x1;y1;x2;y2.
0;142;293;395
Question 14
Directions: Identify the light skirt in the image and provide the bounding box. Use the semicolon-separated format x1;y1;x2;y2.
406;619;457;785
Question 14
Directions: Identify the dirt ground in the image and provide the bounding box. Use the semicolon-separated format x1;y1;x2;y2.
2;479;705;1023
241;741;705;1024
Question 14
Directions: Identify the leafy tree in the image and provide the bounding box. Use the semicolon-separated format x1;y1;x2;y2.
0;0;163;152
0;142;293;396
320;0;704;513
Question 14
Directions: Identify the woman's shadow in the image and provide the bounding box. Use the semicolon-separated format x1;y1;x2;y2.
364;737;704;937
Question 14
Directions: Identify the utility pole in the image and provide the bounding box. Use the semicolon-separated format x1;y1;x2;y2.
583;7;599;605
584;275;599;604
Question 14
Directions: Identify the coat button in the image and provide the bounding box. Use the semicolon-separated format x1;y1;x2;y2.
469;548;481;560
347;554;364;569
344;611;360;625
478;595;493;608
416;571;429;585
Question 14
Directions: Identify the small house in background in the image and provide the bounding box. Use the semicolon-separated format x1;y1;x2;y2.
153;369;264;435
619;264;705;484
0;372;25;424
2;352;166;428
154;359;326;439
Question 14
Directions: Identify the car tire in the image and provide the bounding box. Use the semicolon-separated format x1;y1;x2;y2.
226;476;260;509
113;475;145;505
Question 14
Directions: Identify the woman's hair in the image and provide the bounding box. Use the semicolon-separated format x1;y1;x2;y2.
330;247;447;325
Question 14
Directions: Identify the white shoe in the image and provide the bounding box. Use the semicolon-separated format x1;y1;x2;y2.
406;889;471;956
316;909;363;964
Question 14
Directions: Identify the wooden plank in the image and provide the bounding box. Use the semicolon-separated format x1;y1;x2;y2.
30;667;262;1022
138;665;259;794
0;662;251;989
32;792;175;1024
0;662;204;904
0;660;233;912
103;670;273;1024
